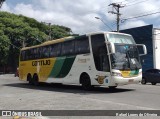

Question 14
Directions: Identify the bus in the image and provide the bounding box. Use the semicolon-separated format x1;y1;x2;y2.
19;32;147;90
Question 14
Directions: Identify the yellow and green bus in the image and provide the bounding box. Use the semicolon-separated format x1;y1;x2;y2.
19;32;147;90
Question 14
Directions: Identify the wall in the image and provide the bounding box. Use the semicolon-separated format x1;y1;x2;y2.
153;28;160;69
120;25;153;71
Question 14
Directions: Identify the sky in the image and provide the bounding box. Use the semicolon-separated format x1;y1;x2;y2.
1;0;160;34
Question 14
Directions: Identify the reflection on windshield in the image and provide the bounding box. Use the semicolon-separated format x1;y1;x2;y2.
111;44;142;70
107;33;136;44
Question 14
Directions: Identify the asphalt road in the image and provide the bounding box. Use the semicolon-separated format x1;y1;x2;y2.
1;74;160;119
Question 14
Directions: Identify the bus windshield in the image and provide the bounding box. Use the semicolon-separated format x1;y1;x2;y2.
107;33;136;44
111;44;142;70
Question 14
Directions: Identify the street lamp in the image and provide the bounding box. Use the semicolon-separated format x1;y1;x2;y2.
95;17;113;31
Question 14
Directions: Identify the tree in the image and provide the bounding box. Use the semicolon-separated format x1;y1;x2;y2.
51;25;72;39
0;11;73;72
0;29;10;72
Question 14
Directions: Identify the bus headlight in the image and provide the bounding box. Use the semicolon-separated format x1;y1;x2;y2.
112;72;122;77
139;71;142;75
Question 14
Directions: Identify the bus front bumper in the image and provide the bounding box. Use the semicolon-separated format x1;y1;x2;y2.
112;75;142;86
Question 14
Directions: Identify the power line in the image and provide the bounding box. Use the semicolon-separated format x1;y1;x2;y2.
125;0;151;7
122;7;159;22
122;11;160;21
117;0;147;5
121;0;160;23
124;7;160;20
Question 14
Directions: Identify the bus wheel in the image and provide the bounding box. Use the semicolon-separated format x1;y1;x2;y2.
141;78;146;85
27;74;33;85
80;74;91;90
33;74;39;86
151;82;156;85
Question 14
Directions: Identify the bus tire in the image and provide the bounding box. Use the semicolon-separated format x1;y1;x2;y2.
27;74;33;85
141;77;146;85
33;74;39;86
80;73;92;90
151;82;156;85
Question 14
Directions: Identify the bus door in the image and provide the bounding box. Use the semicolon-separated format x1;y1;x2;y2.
91;34;111;84
99;46;109;72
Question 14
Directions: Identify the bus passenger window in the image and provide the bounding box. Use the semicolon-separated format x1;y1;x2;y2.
41;46;50;58
25;50;29;60
75;36;90;54
33;48;39;59
50;44;61;57
50;45;55;57
21;51;25;61
29;49;33;60
61;41;75;56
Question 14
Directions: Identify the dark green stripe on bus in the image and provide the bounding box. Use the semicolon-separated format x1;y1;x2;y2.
130;70;139;76
49;56;76;78
56;56;76;78
49;57;66;78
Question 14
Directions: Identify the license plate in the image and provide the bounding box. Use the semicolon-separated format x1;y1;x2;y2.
121;71;130;77
129;79;134;83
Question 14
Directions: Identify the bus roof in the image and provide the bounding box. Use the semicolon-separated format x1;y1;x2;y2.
21;36;74;50
21;31;132;51
86;31;132;37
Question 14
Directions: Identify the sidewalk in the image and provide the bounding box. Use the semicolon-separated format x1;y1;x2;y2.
0;74;15;77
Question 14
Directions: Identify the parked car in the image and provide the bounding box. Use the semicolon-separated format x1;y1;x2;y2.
142;69;160;85
14;67;19;77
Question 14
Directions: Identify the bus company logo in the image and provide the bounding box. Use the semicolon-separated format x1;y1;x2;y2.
2;111;11;116
95;76;105;84
78;58;90;63
78;58;87;63
32;60;51;66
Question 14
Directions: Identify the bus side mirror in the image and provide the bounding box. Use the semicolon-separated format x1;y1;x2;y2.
105;41;115;54
136;44;147;56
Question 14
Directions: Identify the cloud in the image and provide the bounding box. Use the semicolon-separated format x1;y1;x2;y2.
12;0;109;34
122;0;160;20
121;20;147;30
1;2;11;12
1;0;160;34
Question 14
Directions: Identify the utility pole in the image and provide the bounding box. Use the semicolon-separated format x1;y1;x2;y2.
108;3;124;32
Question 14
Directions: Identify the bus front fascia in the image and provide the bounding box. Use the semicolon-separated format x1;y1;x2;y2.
105;42;147;86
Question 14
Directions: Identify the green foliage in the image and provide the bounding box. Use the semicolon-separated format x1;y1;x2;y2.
0;30;10;65
51;25;72;39
0;11;73;70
